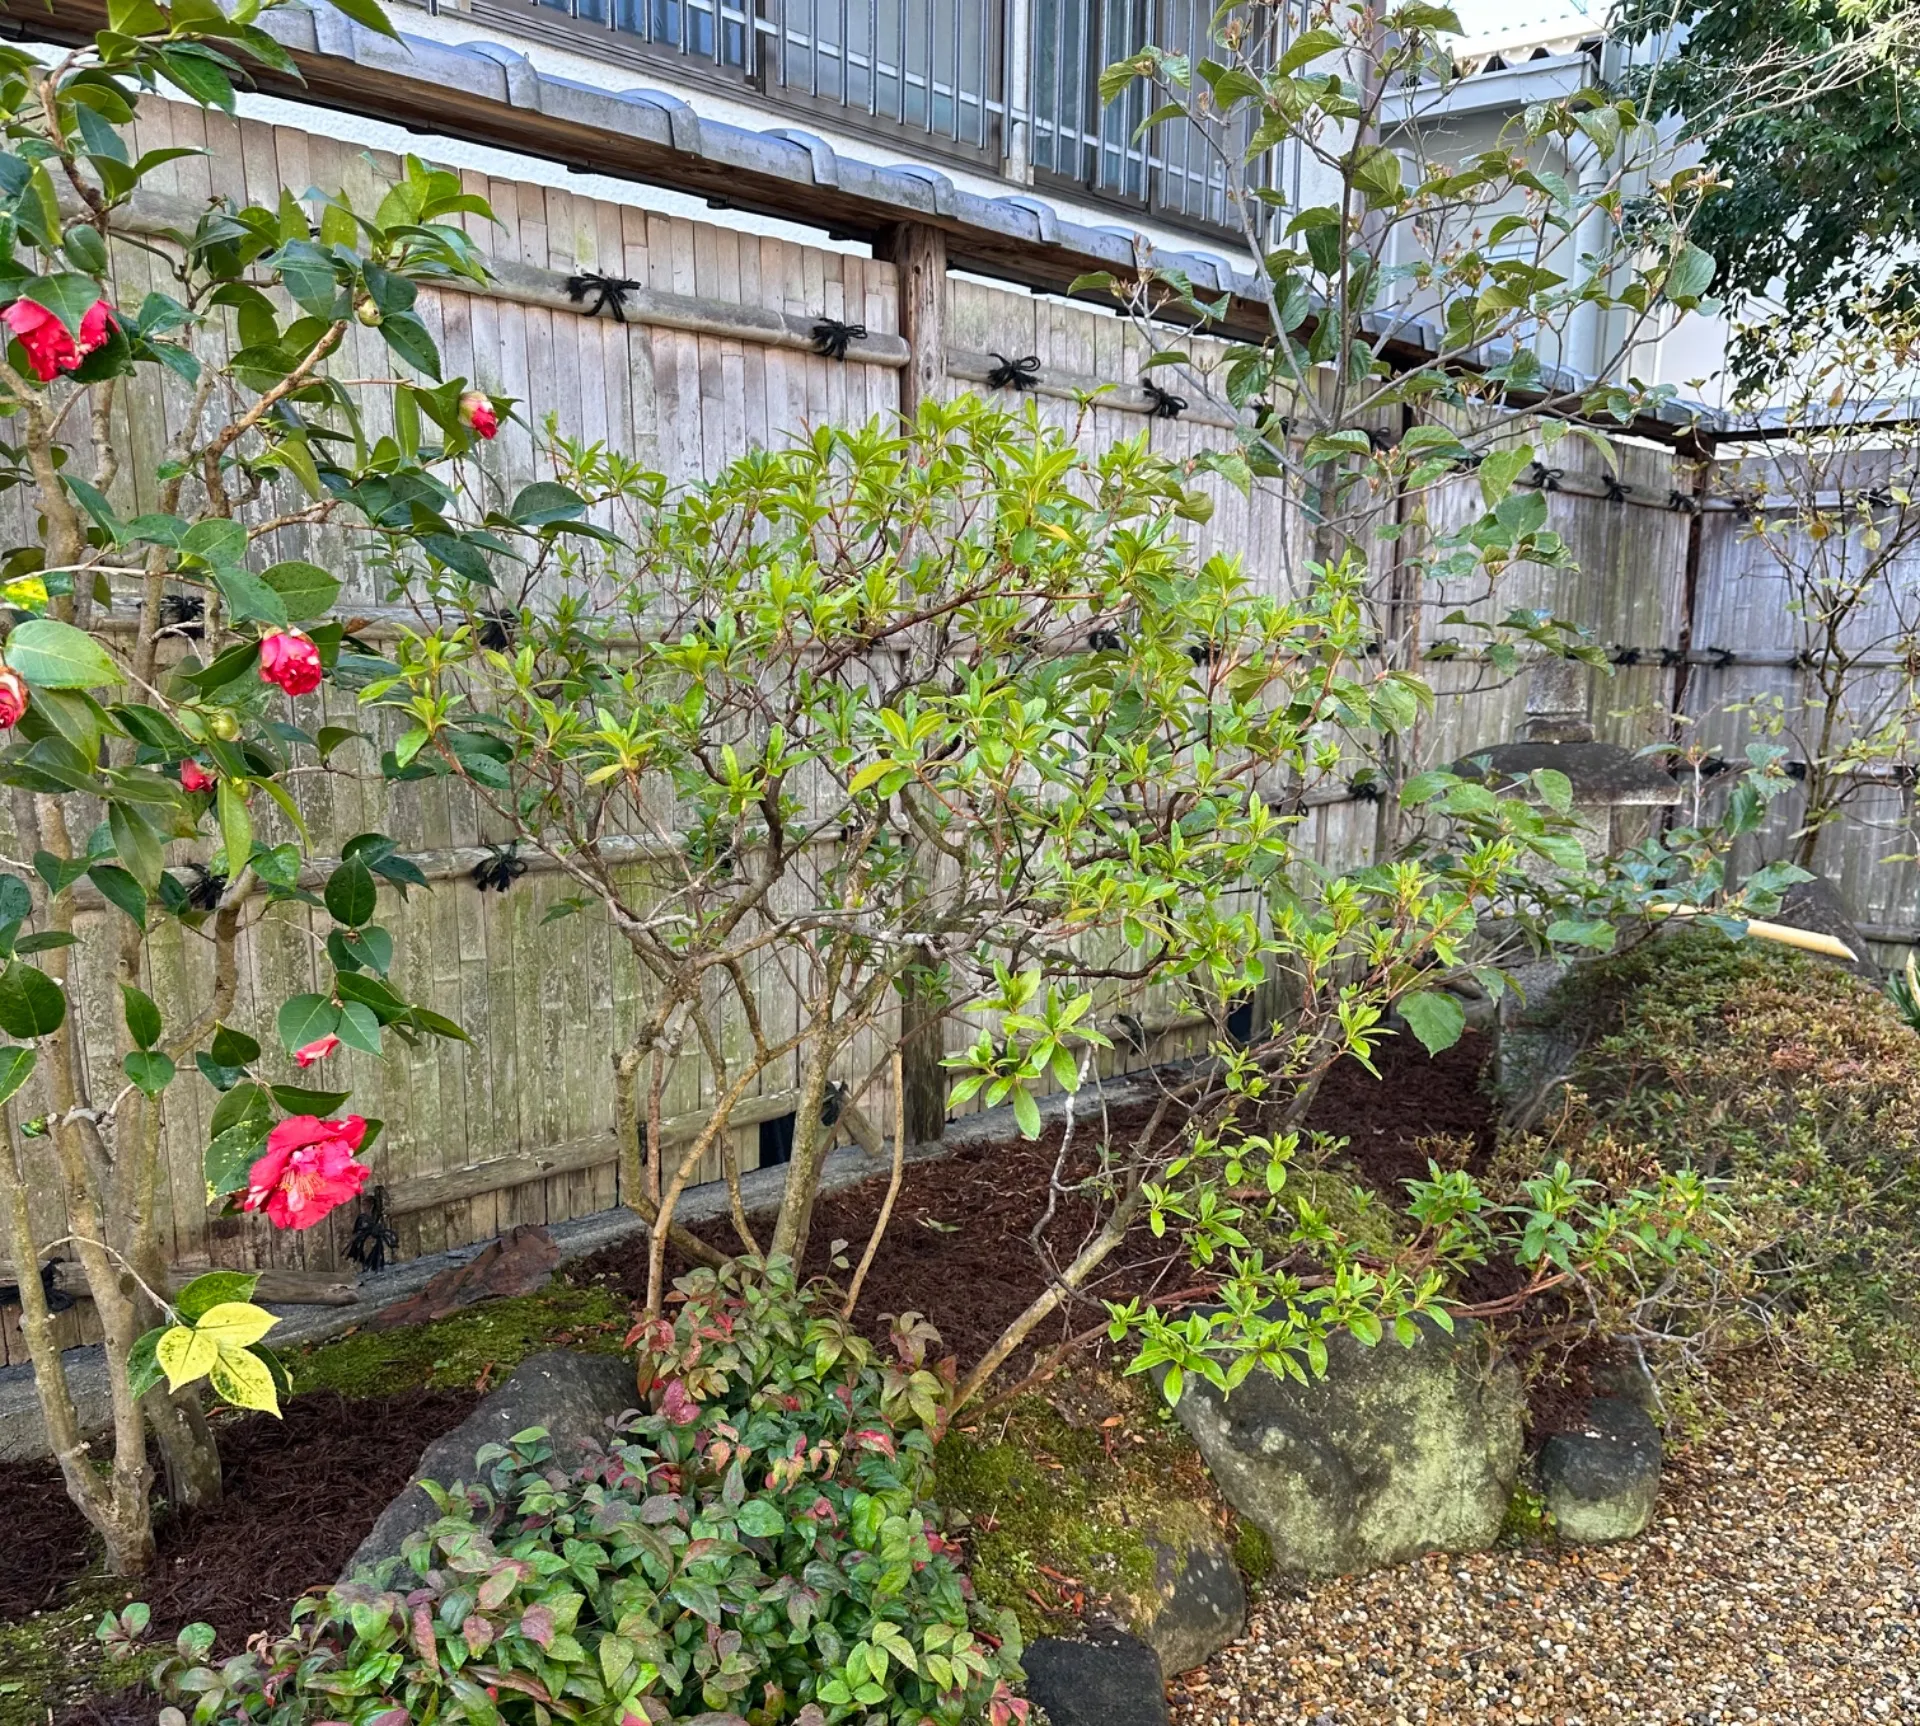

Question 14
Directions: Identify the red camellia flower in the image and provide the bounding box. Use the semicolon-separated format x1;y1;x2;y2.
179;759;214;793
3;297;114;383
240;1114;370;1231
458;390;498;440
293;1033;341;1069
0;667;27;730
258;628;324;697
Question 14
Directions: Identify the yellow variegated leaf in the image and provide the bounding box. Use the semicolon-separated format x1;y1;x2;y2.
194;1301;278;1351
208;1345;281;1415
155;1324;218;1392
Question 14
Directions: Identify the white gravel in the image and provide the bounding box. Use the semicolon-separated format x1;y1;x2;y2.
1173;1367;1920;1726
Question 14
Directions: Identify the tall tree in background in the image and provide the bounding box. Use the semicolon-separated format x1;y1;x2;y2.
1619;0;1920;386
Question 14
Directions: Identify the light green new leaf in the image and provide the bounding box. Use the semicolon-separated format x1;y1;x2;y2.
1397;989;1466;1056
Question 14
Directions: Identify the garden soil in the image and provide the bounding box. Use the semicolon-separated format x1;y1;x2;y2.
1;1388;476;1722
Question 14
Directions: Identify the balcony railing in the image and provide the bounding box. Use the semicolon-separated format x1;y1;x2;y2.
475;0;1279;236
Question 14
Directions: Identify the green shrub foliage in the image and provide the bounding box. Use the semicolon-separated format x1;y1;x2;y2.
1511;929;1920;1376
141;1260;1028;1725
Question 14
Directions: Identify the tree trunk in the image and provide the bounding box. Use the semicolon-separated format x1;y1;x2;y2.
769;1031;840;1264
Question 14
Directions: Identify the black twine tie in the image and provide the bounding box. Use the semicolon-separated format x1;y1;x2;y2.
810;318;867;361
1141;379;1187;420
987;352;1041;391
566;273;641;322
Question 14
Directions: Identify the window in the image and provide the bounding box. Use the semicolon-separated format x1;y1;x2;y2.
504;0;1004;162
1028;0;1276;235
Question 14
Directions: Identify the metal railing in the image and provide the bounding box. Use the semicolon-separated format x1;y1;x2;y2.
508;0;1276;232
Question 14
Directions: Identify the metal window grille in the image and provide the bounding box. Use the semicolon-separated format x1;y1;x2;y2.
531;0;1003;156
1029;0;1280;234
764;0;1003;153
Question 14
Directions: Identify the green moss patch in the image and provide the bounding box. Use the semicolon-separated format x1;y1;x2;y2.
0;1595;126;1726
288;1284;629;1398
935;1367;1257;1642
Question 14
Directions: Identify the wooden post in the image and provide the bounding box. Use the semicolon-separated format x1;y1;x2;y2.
880;222;948;418
877;223;950;1145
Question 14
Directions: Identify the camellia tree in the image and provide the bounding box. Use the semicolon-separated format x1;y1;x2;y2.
0;0;512;1572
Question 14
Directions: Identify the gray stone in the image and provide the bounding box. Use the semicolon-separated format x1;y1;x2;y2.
344;1350;635;1577
1126;1524;1246;1676
1539;1396;1663;1545
1776;874;1882;981
1022;1629;1168;1726
1174;1318;1524;1578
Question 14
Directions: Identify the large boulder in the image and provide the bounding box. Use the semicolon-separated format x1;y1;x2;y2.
1538;1396;1663;1545
1173;1317;1524;1578
345;1349;635;1576
1022;1629;1168;1726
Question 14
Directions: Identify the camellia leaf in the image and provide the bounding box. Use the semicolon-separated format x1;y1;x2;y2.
216;780;251;878
209;1022;261;1068
3;619;123;688
277;993;339;1056
1397;989;1467;1056
119;980;161;1050
261;561;341;623
203;1123;267;1199
174;1270;260;1323
324;857;377;928
0;962;65;1039
122;1049;177;1096
336;999;382;1056
127;1326;165;1399
0;1043;34;1109
194;1300;278;1352
207;1342;280;1415
155;1323;218;1392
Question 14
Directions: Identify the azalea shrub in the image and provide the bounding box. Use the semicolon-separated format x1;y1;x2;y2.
138;1261;1029;1725
0;0;515;1573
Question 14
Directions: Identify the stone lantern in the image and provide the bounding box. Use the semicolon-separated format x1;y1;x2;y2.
1452;656;1680;1111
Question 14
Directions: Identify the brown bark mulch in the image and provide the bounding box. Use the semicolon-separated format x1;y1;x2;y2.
0;1388;477;1638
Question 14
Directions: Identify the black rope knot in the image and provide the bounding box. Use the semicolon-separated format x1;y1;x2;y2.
346;1186;400;1275
158;592;205;639
1527;462;1563;492
1141;379;1187;419
566;272;641;322
1667;488;1701;514
1659;646;1688;668
987;352;1041;391
1601;475;1631;505
471;842;527;894
810;318;867;361
0;1256;75;1314
1609;645;1643;666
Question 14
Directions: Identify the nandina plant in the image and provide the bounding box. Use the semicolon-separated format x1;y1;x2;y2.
138;1261;1027;1725
0;0;505;1572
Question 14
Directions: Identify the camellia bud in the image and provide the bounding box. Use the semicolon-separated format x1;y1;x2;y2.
179;759;215;793
0;666;27;729
458;390;499;441
353;293;383;327
206;708;241;741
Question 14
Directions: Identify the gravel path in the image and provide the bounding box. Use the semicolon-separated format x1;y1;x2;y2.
1174;1367;1920;1726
